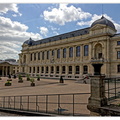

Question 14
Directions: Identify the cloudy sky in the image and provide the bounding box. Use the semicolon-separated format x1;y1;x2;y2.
0;3;120;60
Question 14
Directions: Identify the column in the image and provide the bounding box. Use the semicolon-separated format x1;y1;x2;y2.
72;65;75;77
66;65;68;77
81;44;83;62
87;75;107;116
59;65;62;76
2;66;4;76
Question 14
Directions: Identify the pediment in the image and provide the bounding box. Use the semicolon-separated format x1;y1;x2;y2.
90;24;106;31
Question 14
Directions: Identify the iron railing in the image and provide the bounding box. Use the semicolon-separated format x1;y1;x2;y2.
104;77;120;101
0;93;90;116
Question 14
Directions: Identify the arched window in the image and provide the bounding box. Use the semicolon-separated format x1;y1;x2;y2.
117;65;120;73
69;47;73;57
62;66;65;74
63;48;66;58
56;66;59;74
76;46;80;57
84;45;89;56
76;66;79;74
83;65;88;74
69;66;72;74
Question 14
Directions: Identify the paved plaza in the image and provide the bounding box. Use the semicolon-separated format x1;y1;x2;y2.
0;77;90;116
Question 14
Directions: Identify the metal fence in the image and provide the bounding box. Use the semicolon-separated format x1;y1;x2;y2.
104;77;120;101
0;93;90;116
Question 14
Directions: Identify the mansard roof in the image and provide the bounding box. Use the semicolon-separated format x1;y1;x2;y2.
23;27;90;46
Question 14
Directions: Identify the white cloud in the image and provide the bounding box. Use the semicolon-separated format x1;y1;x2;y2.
43;4;92;25
0;16;42;60
77;14;120;33
40;27;48;36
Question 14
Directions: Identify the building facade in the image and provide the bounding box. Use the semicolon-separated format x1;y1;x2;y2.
19;16;120;79
0;59;19;77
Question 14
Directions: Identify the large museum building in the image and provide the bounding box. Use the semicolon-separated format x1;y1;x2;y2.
19;16;120;79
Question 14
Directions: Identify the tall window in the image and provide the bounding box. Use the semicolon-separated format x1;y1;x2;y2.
38;52;40;60
37;67;39;73
63;48;66;58
41;67;44;73
29;67;31;73
34;53;36;61
52;50;54;56
47;51;49;59
83;65;88;74
117;65;120;72
69;47;73;57
56;66;59;74
62;66;65;74
69;66;72;74
30;53;32;61
33;67;35;73
84;45;89;56
76;46;80;57
76;66;80;74
57;49;60;58
51;66;54;73
46;66;48;73
117;51;120;59
42;52;44;60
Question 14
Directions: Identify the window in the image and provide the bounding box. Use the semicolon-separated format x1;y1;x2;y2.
69;47;73;57
51;66;54;73
47;51;49;59
29;67;31;73
56;66;59;74
76;66;79;74
30;53;32;61
42;52;44;60
57;49;60;58
41;67;44;73
52;50;54;56
63;48;66;58
33;67;35;73
117;41;120;45
37;67;39;73
117;51;120;59
69;66;72;74
83;65;88;74
76;46;80;57
38;52;40;60
117;65;120;72
46;66;48;73
62;66;65;74
84;45;89;56
34;53;36;61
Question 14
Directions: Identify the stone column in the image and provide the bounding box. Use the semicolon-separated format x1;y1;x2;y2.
2;66;4;76
87;75;107;116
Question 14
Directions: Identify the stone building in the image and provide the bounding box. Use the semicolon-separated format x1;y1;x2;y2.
19;16;120;79
0;59;19;76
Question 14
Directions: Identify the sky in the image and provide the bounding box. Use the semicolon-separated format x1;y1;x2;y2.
0;3;120;60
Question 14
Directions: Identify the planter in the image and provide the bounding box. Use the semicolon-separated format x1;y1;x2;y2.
27;78;30;81
31;83;35;86
5;83;11;86
7;79;12;81
18;80;23;83
37;78;40;81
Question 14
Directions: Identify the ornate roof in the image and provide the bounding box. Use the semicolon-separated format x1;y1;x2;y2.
91;16;116;30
